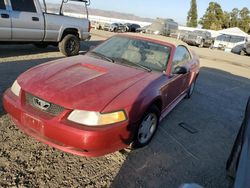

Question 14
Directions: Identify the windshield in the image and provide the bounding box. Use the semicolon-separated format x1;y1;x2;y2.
90;36;171;72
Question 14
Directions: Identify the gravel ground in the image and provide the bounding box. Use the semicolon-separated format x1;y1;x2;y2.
0;30;250;188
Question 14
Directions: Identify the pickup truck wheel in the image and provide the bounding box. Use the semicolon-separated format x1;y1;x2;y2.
246;43;250;54
198;40;204;48
34;43;48;49
132;105;160;148
59;34;80;56
240;50;245;56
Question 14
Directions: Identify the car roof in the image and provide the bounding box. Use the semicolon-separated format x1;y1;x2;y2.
119;33;188;48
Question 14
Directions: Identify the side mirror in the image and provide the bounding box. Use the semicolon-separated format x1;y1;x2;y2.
173;66;188;74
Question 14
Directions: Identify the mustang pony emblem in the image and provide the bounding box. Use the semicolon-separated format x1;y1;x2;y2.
33;97;50;111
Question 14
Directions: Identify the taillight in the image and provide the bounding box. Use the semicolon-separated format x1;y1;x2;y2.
88;21;91;32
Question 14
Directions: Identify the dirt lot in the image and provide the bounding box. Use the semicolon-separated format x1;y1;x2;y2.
0;30;250;188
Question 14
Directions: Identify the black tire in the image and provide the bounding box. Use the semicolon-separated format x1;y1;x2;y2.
198;40;204;48
240;50;245;56
186;80;196;99
132;105;160;148
246;43;250;54
59;34;80;57
33;43;48;49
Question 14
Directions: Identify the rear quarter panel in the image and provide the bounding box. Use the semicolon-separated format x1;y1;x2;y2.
44;14;90;41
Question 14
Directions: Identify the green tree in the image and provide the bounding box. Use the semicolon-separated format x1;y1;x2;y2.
199;2;224;30
222;11;231;29
230;8;240;27
187;0;198;27
239;7;250;33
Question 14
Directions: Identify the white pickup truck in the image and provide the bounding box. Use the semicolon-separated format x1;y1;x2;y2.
0;0;91;56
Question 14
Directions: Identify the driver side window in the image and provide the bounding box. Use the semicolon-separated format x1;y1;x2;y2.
171;46;191;74
0;0;6;9
10;0;37;12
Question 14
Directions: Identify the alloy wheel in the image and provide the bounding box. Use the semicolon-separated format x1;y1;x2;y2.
137;113;158;144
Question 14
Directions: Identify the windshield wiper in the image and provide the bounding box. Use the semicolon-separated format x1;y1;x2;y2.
89;51;114;63
113;57;152;72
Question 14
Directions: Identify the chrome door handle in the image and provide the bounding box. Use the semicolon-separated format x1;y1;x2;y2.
32;17;39;21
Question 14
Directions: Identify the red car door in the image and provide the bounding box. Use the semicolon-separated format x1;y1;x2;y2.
161;74;184;109
162;46;192;109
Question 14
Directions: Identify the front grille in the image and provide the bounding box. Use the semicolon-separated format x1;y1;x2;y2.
25;92;65;116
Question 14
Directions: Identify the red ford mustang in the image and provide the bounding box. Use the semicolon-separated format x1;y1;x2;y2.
3;33;200;157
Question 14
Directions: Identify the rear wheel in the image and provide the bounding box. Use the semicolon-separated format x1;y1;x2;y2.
59;34;80;57
132;105;160;148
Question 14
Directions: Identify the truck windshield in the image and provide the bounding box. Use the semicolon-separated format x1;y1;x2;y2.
193;30;204;35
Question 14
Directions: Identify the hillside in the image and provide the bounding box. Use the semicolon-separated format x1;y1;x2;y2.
45;3;154;22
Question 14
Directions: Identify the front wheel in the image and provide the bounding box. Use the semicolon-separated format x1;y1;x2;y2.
198;40;204;48
240;50;245;56
132;105;160;148
59;34;80;57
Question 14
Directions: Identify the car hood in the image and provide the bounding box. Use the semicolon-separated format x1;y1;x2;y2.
19;55;149;112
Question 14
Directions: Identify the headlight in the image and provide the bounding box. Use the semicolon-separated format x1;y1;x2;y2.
67;110;127;126
11;80;21;96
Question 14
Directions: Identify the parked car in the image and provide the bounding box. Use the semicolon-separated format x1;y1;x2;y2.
146;18;178;36
231;41;250;56
124;23;141;32
227;97;250;188
240;41;250;56
0;0;91;56
231;44;245;55
109;23;126;32
170;30;192;41
184;30;214;48
3;33;200;157
136;25;150;33
213;34;248;51
103;23;111;31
